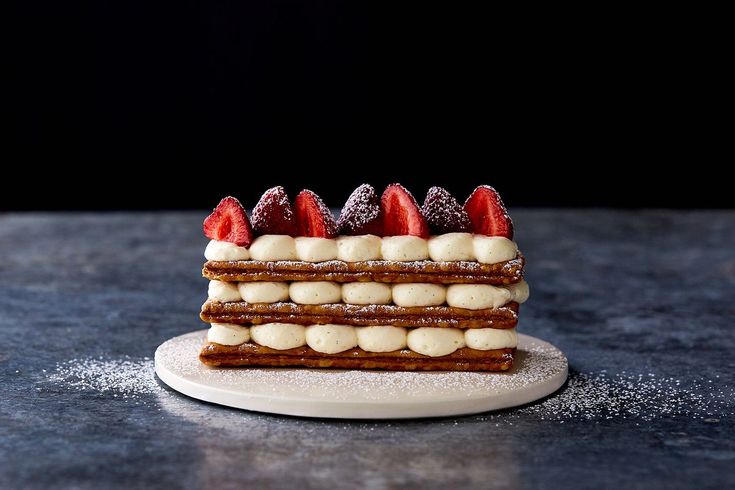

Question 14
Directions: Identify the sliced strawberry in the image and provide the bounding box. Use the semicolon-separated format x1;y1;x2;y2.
463;185;514;238
380;183;430;238
337;184;383;235
251;186;298;236
203;196;254;246
294;189;338;238
421;186;472;234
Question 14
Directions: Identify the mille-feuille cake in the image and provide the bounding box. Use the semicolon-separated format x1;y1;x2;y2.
199;183;528;371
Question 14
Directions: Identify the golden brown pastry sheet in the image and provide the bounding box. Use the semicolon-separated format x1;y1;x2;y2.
201;301;519;329
200;342;515;371
203;254;524;285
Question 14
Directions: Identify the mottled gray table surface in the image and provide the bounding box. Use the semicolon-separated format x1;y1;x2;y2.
1;210;734;490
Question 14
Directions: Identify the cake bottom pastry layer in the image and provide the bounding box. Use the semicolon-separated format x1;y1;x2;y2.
200;342;515;371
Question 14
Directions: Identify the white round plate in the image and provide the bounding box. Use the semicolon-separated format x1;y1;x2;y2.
155;330;567;419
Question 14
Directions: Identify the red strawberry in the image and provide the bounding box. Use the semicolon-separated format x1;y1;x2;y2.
380;184;430;238
294;189;338;238
337;184;383;235
251;186;298;236
421;186;472;234
203;196;254;246
463;185;514;238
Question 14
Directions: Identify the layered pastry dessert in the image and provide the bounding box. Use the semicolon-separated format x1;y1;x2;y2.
199;184;528;371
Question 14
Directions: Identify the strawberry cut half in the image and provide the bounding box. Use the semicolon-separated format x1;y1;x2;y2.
380;183;430;238
463;185;514;239
203;196;254;246
251;186;298;236
421;186;472;234
337;184;383;235
294;189;338;238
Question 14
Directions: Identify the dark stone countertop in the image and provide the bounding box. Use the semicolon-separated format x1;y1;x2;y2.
1;210;734;490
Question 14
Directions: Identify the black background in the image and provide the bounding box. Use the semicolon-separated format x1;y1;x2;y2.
9;3;729;210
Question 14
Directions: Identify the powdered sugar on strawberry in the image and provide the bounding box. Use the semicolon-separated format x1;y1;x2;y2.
422;186;472;234
251;186;297;236
337;184;383;235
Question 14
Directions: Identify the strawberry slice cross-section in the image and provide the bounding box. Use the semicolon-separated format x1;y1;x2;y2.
203;196;254;247
464;185;514;239
381;183;430;238
294;189;338;238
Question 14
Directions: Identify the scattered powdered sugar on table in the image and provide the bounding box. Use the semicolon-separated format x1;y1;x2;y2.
512;371;734;422
44;332;733;422
47;356;164;402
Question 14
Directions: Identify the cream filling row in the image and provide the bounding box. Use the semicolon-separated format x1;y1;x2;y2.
208;323;518;357
208;280;529;309
205;233;518;264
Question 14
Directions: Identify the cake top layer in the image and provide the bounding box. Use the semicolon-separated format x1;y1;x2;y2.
203;184;514;246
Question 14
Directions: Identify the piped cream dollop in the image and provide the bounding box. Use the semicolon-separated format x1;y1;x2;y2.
294;237;338;262
342;282;392;305
473;236;517;264
464;328;517;350
305;324;358;354
407;328;466;357
446;284;512;310
249;323;306;350
506;280;530;303
205;240;250;261
249;235;297;261
381;236;429;261
238;282;289;303
208;280;241;302
208;323;250;345
392;283;446;307
427;233;474;261
336;235;382;261
289;281;342;304
356;326;407;352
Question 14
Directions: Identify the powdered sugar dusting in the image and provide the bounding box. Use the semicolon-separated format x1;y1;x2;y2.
251;186;297;235
337;184;382;235
42;336;733;422
47;357;163;402
511;371;735;422
422;186;472;234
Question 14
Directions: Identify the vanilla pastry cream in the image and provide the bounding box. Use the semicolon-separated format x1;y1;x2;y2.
249;323;306;350
355;325;407;352
341;282;392;305
205;234;518;265
407;327;466;357
392;283;446;307
205;240;250;261
464;328;517;350
289;281;342;304
305;324;358;354
506;279;530;304
472;236;517;264
446;284;512;310
208;280;242;302
294;237;338;262
207;323;250;345
248;235;297;261
336;235;382;261
380;235;430;261
238;281;290;303
427;232;474;261
211;322;518;356
209;280;527;307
